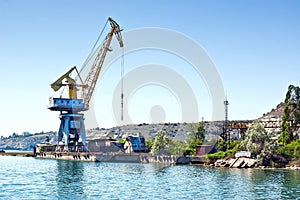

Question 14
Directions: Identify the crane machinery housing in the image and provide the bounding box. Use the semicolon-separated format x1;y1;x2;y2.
48;17;124;151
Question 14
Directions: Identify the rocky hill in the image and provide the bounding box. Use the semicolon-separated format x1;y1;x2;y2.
0;122;223;151
87;121;223;141
260;102;284;121
0;132;56;151
0;103;285;151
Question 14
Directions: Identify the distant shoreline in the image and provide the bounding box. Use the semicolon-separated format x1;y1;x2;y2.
0;150;33;157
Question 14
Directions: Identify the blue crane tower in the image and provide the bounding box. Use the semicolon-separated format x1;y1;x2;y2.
47;17;124;152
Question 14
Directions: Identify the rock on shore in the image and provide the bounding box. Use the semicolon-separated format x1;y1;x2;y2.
213;157;257;168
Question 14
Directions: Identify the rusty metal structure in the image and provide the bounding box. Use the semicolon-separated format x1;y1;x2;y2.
220;98;230;150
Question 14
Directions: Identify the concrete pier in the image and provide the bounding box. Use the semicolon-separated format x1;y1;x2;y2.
35;152;97;162
35;152;191;164
95;153;140;162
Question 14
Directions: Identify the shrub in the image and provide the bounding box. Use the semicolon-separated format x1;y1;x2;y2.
205;149;236;160
278;139;300;160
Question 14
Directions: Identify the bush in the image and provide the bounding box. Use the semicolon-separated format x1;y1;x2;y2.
205;149;236;160
278;139;300;160
184;148;196;156
145;139;154;150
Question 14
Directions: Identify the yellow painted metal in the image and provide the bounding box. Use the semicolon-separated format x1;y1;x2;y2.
50;66;77;92
66;77;77;99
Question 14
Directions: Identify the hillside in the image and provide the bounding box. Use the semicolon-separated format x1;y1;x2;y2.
87;121;223;141
260;102;284;121
0;103;285;151
0;132;56;151
0;122;223;151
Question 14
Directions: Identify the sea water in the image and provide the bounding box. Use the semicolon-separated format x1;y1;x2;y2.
0;156;299;199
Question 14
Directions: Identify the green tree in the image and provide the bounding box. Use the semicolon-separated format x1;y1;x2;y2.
150;130;172;155
239;121;267;155
186;122;206;155
279;85;300;145
145;138;155;150
169;140;187;155
188;122;205;142
239;121;277;164
278;139;300;160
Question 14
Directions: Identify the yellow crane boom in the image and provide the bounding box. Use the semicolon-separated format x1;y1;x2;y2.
82;17;123;109
49;17;123;110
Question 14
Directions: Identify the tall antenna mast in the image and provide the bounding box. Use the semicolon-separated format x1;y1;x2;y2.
224;96;230;148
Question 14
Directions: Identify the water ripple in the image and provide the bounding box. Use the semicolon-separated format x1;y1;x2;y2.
0;157;299;199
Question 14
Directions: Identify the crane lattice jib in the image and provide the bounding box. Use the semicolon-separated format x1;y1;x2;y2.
108;17;124;48
83;17;123;109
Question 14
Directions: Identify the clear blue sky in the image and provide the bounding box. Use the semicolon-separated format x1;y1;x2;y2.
0;0;299;136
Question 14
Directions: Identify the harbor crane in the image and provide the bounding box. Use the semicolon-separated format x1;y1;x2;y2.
48;17;124;151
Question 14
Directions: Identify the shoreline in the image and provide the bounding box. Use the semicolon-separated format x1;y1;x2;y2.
1;151;299;170
0;150;34;157
0;151;34;157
